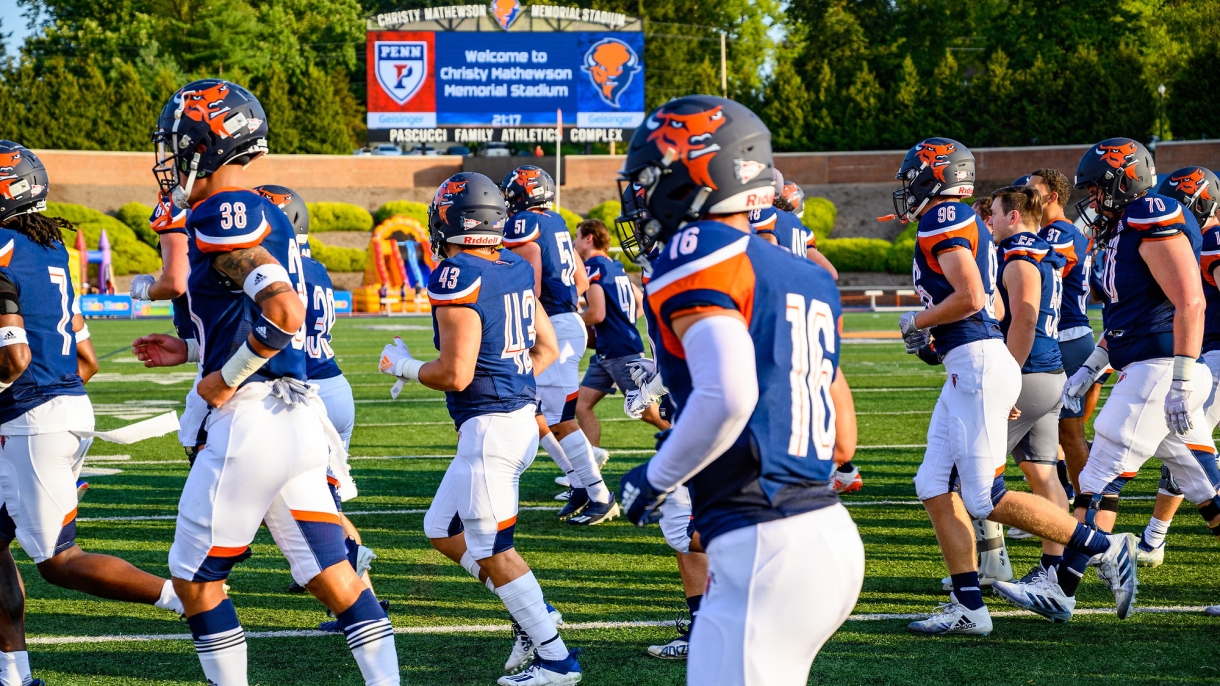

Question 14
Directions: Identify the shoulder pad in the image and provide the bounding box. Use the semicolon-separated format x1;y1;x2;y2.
917;202;978;256
1201;225;1220;287
646;224;750;297
0;237;15;269
428;257;483;306
749;206;778;232
503;211;541;247
1123;194;1186;235
191;190;271;253
150;194;188;235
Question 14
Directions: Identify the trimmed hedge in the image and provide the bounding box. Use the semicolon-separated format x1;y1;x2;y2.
310;235;368;273
803;196;836;243
44;202;162;275
116;201;159;248
374;201;429;227
557;206;583;234
818;237;893;272
308;202;374;232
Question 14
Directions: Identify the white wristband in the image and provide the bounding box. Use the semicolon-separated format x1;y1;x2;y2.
0;326;28;347
185;338;200;364
242;263;292;301
1173;355;1194;382
75;324;90;342
1083;346;1109;373
220;342;269;387
400;358;425;382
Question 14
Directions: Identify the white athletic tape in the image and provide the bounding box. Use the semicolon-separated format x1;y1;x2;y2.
70;411;179;444
23;606;1210;645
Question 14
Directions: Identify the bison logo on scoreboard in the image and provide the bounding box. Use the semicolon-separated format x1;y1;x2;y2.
582;38;640;109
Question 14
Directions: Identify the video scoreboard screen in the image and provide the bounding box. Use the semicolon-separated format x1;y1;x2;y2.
366;2;644;147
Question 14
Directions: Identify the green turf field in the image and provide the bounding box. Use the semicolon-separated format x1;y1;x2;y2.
17;316;1220;684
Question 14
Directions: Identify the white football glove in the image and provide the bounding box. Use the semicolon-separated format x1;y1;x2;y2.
898;311;930;355
627;357;658;389
623;358;668;418
1165;356;1196;435
379;337;423;399
129;274;155;301
1062;346;1109;413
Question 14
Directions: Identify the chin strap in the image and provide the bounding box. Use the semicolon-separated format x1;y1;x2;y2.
171;153;201;210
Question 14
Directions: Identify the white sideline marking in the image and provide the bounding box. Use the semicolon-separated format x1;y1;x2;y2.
25;606;1210;645
85;455;131;462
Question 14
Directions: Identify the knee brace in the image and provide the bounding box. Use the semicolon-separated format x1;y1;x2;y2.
1073;492;1118;528
1159;464;1184;497
1199;496;1220;535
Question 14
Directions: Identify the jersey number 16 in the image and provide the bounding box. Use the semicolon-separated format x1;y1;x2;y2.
785;293;836;460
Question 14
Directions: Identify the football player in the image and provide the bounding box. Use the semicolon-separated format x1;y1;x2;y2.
254;185;383;620
749;173;839;279
616;95;864;685
380;172;583;686
895;138;1139;633
1124;167;1220;567
500;166;618;525
572;218;670;443
0;141;176;686
151;81;398;685
989;185;1069;581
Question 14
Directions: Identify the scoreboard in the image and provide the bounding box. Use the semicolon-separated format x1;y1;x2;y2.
366;1;644;147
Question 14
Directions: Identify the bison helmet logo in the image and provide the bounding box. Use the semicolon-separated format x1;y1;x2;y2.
582;38;640;109
914;141;957;183
256;188;294;209
1168;168;1212;202
434;180;468;224
1095;141;1141;180
0;150;21;175
491;0;522;30
644;105;727;191
512;168;547;199
179;83;234;139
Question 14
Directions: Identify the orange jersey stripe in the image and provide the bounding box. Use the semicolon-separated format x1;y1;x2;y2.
0;239;14;268
648;252;755;360
290;510;341;525
1202;252;1220;287
195;224;271;253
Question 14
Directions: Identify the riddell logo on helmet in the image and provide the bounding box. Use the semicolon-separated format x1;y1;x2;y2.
744;188;775;208
1095;141;1141;180
461;235;501;245
914;141;956;183
180;83;234;139
1168;168;1212;201
434;179;467;223
645;105;726;190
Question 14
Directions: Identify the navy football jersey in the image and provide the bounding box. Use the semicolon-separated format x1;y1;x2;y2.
503;209;578;315
172;296;195;342
646;220;842;545
585;254;644;359
427;249;539;427
149;193;188;237
0;230;86;424
302;256;341;381
997;232;1066;374
750;206;813;256
912;201;1004;353
1039;219;1091;333
1096;193;1201;369
1199;224;1220;354
185;189;308;382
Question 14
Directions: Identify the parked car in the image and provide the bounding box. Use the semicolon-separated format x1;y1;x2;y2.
476;141;511;157
406;144;438;156
446;145;472;156
370;144;403;156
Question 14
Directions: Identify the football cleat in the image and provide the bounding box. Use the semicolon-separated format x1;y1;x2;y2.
906;594;992;636
355;545;377;577
76;479;89;502
592;446;610;468
554;489;572;502
992;565;1075;623
546;602;564;627
647;614;690;660
1136;538;1165;568
555;475;570;488
568;494;619;526
1204;605;1220;616
1095;532;1139;619
29;680;44;686
1006;527;1034;540
504;621;534;673
557;488;590;520
287;581;307;593
498;649;582;685
1016;564;1048;584
830;465;862;494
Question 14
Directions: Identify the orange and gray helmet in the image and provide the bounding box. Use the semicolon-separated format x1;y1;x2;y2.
892;137;975;222
0;141;49;224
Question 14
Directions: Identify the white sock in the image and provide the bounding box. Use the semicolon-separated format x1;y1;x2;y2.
559;430;608;503
540;432;582;488
155;579;185;615
496;572;567;661
0;650;24;686
461;550;496;592
336;591;399;686
194;628;247;685
1143;516;1172;549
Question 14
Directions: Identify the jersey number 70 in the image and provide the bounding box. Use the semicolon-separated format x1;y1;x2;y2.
785;293;836;460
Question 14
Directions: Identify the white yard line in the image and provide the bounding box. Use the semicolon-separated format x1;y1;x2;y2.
25;605;1210;645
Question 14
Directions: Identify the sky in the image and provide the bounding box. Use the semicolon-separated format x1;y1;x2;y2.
0;2;37;59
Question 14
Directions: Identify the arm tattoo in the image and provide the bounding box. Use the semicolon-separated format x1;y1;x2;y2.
212;246;276;284
255;282;294;305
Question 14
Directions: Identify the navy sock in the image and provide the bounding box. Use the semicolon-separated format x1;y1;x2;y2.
1040;553;1062;570
1055;549;1090;597
1067;522;1110;557
950;572;984;610
685;594;702;633
836;461;855;473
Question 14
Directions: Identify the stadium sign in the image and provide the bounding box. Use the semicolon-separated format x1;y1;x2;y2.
365;1;643;147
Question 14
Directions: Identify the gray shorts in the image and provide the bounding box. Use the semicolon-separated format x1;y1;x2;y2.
1008;371;1067;464
581;353;643;395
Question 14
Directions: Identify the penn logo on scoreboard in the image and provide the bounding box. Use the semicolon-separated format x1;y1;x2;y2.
376;41;428;105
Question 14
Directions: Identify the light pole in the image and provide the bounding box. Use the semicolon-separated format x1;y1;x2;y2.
1157;83;1166;143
